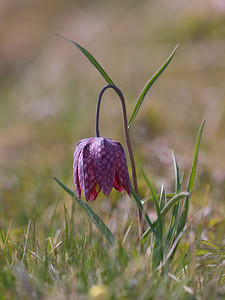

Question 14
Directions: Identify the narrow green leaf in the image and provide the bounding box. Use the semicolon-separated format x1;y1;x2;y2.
152;238;163;269
128;45;178;129
172;151;181;193
166;121;205;260
159;192;189;221
187;120;206;194
166;152;182;246
166;209;180;248
195;249;210;256
201;240;220;251
55;34;115;86
48;200;60;237
154;186;166;269
53;176;115;245
159;185;166;211
53;176;75;197
140;192;189;241
139;166;163;240
81;202;115;246
131;186;159;241
142;193;175;204
176;120;205;236
64;204;70;246
173;250;188;277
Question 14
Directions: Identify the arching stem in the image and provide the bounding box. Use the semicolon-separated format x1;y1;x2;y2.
96;84;143;238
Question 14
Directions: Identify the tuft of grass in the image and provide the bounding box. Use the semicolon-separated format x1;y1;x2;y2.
53;176;115;246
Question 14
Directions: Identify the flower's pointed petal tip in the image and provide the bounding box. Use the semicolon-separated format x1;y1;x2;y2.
74;185;81;200
84;187;98;202
75;189;81;200
115;185;131;197
86;187;100;202
114;172;131;197
126;186;132;197
102;187;113;197
125;181;132;197
113;181;123;192
99;185;113;198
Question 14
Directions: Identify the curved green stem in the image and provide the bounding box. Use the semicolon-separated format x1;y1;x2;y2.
96;84;142;238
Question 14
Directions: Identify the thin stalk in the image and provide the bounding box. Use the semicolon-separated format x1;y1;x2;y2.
96;84;142;238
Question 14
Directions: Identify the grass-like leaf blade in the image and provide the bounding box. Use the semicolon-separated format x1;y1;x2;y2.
140;167;164;267
128;45;178;129
157;192;189;221
187;120;206;194
159;185;166;211
172;151;181;193
176;120;205;236
53;176;115;246
166;152;182;246
140;166;163;240
140;192;189;241
131;186;159;241
141;193;175;204
53;176;75;197
55;34;115;86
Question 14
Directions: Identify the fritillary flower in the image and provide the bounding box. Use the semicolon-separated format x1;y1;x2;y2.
73;137;131;201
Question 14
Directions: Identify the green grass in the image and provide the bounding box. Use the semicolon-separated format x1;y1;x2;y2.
1;138;225;299
1;170;225;299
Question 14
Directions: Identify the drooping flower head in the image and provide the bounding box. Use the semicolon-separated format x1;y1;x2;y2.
73;137;131;201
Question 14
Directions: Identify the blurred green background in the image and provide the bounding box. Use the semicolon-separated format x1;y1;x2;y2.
0;0;225;228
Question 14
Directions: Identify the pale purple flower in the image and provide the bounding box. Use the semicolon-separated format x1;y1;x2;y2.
73;137;131;201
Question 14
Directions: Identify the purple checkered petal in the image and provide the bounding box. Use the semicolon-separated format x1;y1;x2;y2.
110;140;131;197
94;137;116;196
78;141;99;201
73;163;81;199
73;138;94;199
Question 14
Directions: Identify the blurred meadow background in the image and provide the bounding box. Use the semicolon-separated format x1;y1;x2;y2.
0;0;225;298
